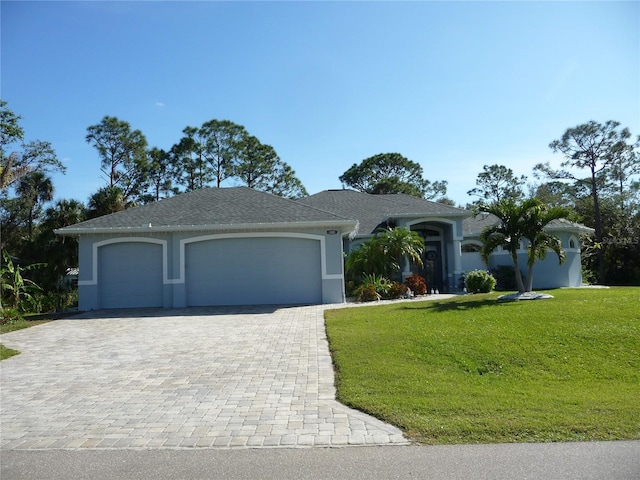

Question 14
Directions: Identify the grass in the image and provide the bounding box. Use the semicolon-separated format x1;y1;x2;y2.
325;287;640;444
0;343;20;360
0;316;52;360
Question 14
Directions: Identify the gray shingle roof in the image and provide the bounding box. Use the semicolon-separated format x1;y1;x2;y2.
56;187;356;235
297;190;471;235
463;214;595;237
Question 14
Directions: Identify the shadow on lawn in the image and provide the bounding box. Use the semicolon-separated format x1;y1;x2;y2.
400;296;516;313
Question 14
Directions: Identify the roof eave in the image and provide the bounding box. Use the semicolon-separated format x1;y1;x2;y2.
464;224;595;238
55;219;359;237
389;211;472;220
546;224;595;234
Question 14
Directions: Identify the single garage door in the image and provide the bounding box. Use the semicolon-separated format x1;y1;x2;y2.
98;242;164;309
185;236;322;306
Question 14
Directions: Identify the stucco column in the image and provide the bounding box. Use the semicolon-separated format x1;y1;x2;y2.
452;240;463;292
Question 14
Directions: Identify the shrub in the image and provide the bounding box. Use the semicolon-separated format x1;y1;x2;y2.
384;282;407;300
1;308;22;326
355;283;380;302
465;270;497;293
405;273;427;295
355;273;403;302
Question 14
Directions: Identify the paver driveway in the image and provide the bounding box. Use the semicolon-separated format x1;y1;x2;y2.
0;305;406;449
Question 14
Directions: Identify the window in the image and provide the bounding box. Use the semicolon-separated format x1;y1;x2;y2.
461;243;481;253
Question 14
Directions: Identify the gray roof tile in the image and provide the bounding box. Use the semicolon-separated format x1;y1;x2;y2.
463;214;594;237
57;187;355;234
297;190;471;235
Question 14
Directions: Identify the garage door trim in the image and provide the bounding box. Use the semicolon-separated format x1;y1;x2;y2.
78;237;169;286
79;232;342;289
178;232;339;284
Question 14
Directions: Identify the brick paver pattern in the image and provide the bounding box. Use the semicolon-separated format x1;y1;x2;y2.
0;305;407;449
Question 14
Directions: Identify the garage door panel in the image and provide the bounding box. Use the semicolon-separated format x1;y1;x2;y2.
99;243;164;309
186;237;322;306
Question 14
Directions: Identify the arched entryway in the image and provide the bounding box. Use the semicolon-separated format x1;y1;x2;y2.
409;223;446;293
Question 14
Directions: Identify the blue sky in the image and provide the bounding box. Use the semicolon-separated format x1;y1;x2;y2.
2;1;639;206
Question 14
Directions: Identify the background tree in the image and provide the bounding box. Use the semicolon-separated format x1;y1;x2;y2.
142;147;175;203
467;164;527;205
532;180;579;211
234;135;307;198
264;161;308;199
85;116;149;203
537;120;639;284
235;135;277;189
15;171;54;239
0;195;30;252
31;199;86;296
200;119;246;188
170;133;199;192
339;152;447;200
87;186;126;219
1;100;65;191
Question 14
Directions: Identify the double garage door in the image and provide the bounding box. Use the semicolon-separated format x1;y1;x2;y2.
97;237;322;309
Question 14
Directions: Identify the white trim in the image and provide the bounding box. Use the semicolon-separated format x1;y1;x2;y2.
567;234;579;250
78;237;169;286
178;232;339;283
405;217;464;240
56;220;358;236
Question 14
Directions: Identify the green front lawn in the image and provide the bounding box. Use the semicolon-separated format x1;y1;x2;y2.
325;287;640;444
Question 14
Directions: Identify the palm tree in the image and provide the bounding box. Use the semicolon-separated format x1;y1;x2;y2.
87;186;126;218
345;239;386;281
35;199;87;294
521;202;569;292
377;227;424;279
15;171;54;239
478;198;569;293
345;227;424;281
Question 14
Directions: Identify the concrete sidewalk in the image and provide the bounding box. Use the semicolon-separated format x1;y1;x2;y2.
0;304;406;450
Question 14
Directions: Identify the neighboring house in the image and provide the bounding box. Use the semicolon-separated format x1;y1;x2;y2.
56;187;593;310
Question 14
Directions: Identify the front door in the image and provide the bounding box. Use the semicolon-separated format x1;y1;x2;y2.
422;241;443;293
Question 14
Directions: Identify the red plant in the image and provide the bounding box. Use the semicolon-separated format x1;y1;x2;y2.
405;273;427;295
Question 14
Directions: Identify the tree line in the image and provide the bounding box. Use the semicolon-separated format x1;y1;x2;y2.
1;96;639;313
86;115;309;212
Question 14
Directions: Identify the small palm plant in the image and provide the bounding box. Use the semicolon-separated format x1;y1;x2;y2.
377;227;425;279
345;227;425;282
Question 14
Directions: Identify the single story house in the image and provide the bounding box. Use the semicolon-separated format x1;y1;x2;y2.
56;187;592;310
